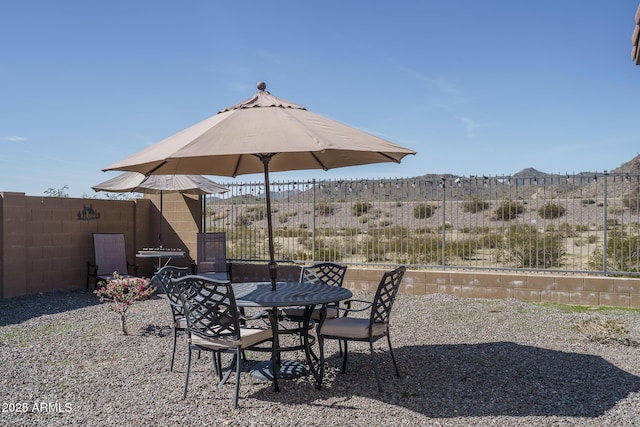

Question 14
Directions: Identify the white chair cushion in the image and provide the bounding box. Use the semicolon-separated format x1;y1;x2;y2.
320;317;387;339
175;316;188;330
191;327;272;350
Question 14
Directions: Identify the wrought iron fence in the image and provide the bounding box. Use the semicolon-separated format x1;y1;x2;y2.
202;173;640;276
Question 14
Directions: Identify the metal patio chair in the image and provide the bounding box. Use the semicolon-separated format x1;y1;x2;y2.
87;233;139;289
282;262;348;321
175;275;273;409
317;265;406;392
151;266;191;372
194;232;230;280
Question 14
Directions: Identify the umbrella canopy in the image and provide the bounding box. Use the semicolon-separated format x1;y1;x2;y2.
105;82;416;288
92;172;229;195
93;172;229;246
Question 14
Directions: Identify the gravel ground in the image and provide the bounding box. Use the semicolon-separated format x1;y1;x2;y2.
1;288;640;427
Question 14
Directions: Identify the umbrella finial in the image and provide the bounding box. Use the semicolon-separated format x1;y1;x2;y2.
257;81;267;91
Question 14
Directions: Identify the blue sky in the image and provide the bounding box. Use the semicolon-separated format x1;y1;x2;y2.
2;1;639;197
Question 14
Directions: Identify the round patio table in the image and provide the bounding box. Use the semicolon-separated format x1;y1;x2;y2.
206;279;353;391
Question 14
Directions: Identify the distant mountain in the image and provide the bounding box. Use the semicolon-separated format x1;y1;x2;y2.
612;154;640;174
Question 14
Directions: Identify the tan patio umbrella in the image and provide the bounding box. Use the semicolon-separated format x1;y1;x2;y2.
92;172;229;246
104;82;416;289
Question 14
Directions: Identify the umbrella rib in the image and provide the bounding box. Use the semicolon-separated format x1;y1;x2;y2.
309;152;329;171
378;152;401;163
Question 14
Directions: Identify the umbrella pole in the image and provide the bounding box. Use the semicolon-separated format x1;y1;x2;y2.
260;155;278;291
159;190;163;248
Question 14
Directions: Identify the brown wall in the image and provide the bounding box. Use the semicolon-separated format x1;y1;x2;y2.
1;191;640;308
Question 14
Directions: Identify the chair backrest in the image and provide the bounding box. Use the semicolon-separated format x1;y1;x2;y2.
196;232;228;274
173;275;240;340
152;266;191;319
300;262;347;287
370;266;406;326
93;233;128;276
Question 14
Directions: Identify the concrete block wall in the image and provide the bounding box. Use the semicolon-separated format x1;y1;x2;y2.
0;193;154;298
342;268;640;308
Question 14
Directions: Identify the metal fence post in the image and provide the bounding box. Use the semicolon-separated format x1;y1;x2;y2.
441;177;446;267
603;171;608;276
312;178;316;262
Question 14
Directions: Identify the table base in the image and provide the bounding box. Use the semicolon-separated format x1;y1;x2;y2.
250;360;307;381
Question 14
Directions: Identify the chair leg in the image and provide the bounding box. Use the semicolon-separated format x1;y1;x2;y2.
170;327;178;372
183;346;192;399
341;341;349;374
211;352;223;380
233;348;242;409
369;340;383;392
218;354;235;387
386;333;400;377
316;334;326;390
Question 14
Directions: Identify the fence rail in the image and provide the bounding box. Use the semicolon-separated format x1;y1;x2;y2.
202;173;640;276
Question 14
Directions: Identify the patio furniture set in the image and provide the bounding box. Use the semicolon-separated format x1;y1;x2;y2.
88;230;407;409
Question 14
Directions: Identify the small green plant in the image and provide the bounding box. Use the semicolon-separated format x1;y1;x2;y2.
538;203;566;219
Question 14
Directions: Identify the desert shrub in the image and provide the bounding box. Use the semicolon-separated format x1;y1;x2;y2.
245;205;266;221
589;234;640;274
608;206;625;216
352;201;372;216
499;224;565;268
314;247;341;261
462;196;491;213
414;203;436;219
292;250;311;261
622;190;640;213
406;235;443;264
452;239;479;260
494;200;524;220
581;199;596;205
538;203;566;219
316;202;335;217
386;226;409;239
438;222;452;231
234;215;251;227
572;318;635;346
558;222;577;238
575;224;590;232
378;219;391;227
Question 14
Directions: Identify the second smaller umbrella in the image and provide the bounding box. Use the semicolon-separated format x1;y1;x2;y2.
92;172;229;246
